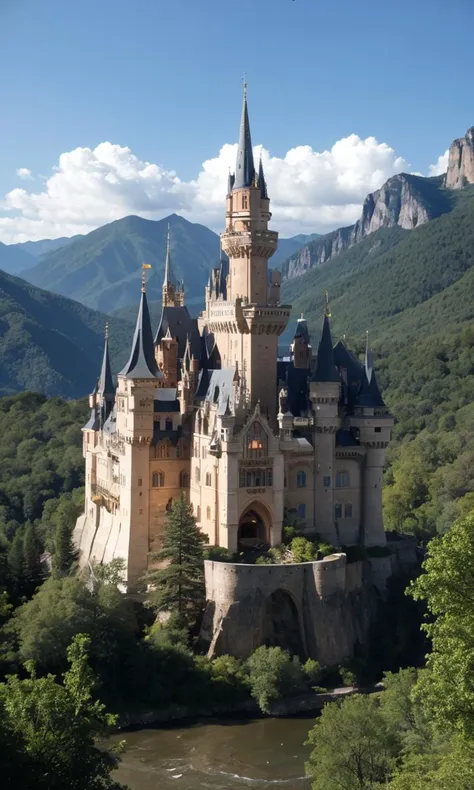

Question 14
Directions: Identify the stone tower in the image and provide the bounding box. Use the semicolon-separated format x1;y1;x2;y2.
207;83;290;424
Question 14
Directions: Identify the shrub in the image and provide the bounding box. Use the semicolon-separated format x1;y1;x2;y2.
304;658;322;684
246;646;305;713
339;666;357;687
317;542;337;557
282;525;297;544
290;537;318;563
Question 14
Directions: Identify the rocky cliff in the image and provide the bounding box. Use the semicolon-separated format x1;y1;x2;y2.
446;127;474;189
283;173;450;279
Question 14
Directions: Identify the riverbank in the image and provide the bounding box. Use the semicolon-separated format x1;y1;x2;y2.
117;684;380;729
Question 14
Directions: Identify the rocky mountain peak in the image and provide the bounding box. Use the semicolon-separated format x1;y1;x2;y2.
446;127;474;189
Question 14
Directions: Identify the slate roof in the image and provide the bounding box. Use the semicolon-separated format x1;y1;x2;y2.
154;387;180;413
233;84;255;190
154;305;201;359
312;314;339;383
120;289;162;379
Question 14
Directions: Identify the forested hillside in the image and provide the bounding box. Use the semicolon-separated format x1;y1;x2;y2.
0;269;131;397
282;185;474;539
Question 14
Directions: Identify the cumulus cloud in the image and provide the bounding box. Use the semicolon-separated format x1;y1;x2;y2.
15;167;33;180
428;149;449;176
0;135;411;243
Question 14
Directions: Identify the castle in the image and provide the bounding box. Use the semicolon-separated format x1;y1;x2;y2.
74;86;394;602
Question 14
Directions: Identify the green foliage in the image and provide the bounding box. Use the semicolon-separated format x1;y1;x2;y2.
305;693;397;790
0;634;127;789
339;666;357;687
409;512;474;737
246;646;304;713
303;658;322;685
52;511;78;579
145;496;206;631
282;524;297;544
290;536;318;562
22;522;43;597
204;546;236;562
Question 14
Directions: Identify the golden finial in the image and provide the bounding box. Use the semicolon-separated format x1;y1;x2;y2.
324;290;331;317
105;321;109;340
141;262;152;292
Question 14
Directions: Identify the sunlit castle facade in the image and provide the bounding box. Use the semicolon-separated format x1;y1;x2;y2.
74;86;394;589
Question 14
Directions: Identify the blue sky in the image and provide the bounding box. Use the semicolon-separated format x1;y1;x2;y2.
0;0;472;242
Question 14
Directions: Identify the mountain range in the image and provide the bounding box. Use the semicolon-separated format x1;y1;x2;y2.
281;125;474;280
4;218;318;313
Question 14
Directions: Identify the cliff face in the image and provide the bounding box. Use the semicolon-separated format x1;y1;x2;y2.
283;173;449;279
446;127;474;189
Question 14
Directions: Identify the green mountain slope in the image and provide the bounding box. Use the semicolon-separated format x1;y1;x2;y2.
0;242;36;275
271;233;320;268
23;213;221;313
0;269;131;398
11;235;81;258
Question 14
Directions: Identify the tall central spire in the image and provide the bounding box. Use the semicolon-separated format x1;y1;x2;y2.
163;223;172;287
233;81;255;189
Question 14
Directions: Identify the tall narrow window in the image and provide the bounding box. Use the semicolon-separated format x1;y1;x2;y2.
195;467;200;483
206;506;211;520
205;472;212;486
297;503;306;519
335;503;342;519
196;505;201;521
296;470;307;488
336;470;350;488
344;504;353;518
165;417;173;431
179;471;189;488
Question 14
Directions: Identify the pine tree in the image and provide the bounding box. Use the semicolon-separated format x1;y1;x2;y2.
53;515;78;579
23;523;43;598
7;531;26;602
146;496;206;630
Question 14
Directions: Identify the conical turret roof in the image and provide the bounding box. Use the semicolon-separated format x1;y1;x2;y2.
312;311;339;383
120;283;161;379
233;82;255;189
98;323;114;396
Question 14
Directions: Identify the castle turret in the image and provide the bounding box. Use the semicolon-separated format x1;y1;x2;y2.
215;83;290;423
309;298;341;545
291;314;312;369
97;322;115;425
349;332;393;547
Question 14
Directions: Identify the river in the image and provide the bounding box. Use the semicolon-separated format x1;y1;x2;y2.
112;716;314;789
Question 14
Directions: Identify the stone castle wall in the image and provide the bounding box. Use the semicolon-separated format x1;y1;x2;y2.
200;538;419;666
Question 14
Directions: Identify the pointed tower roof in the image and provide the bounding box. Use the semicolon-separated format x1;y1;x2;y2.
97;322;114;397
365;330;374;384
293;313;310;345
233;81;255;189
120;274;161;379
312;295;339;383
163;223;173;288
257;155;268;199
357;332;385;408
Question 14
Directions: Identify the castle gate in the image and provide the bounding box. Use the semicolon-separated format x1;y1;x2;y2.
238;502;271;549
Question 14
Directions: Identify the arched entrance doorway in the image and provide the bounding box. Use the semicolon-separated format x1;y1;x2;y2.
238;503;270;550
265;589;305;658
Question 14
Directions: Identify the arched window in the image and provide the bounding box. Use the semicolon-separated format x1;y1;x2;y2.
195;467;200;483
296;470;307;488
196;505;201;521
246;421;267;459
152;471;165;488
158;442;170;459
165;417;173;431
206;506;211;520
336;470;350;488
179;470;189;488
166;497;173;512
205;472;212;486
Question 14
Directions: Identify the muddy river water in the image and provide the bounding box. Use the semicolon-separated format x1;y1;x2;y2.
112;716;314;789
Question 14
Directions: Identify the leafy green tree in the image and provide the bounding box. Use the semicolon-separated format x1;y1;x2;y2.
409;511;474;736
305;693;397;790
290;536;318;562
0;634;127;789
145;496;206;630
23;522;43;596
246;646;304;713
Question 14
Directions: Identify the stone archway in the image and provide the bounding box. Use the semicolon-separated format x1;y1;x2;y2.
238;502;271;550
265;588;305;658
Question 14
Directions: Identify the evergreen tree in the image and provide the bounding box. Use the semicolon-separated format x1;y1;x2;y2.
23;523;43;597
7;530;26;602
146;496;206;630
53;513;78;579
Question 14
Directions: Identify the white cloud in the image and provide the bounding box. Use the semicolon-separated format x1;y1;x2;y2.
428;149;449;176
15;167;33;180
0;135;411;243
